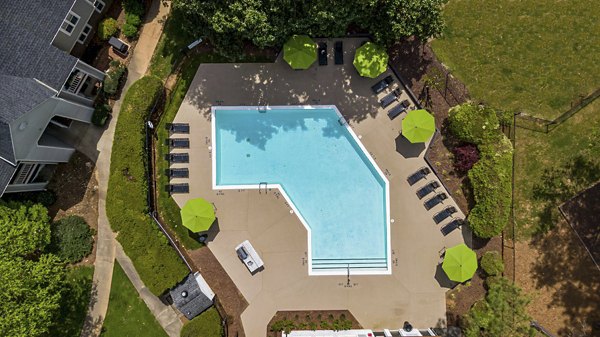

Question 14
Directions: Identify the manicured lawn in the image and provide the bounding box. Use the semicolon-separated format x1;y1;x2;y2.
101;262;167;337
432;0;600;120
48;265;94;337
514;99;600;236
180;308;223;337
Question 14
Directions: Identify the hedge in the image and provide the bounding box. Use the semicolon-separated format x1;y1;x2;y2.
480;251;504;276
106;76;187;295
448;103;513;238
180;308;222;337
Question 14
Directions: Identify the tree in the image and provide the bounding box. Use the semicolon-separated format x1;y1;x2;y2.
464;277;536;337
0;201;51;257
0;254;65;337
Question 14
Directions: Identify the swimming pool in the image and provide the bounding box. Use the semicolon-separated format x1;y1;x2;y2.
212;106;390;275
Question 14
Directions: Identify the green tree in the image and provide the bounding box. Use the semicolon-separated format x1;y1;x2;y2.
464;277;535;337
0;202;51;257
0;254;65;337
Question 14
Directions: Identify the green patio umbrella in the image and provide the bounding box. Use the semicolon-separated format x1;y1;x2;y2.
283;35;317;70
401;109;435;143
353;42;388;78
442;243;477;283
180;198;216;233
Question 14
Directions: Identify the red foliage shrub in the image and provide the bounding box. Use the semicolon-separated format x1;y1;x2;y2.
453;144;479;173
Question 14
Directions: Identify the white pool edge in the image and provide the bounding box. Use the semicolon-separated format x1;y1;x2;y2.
211;105;392;276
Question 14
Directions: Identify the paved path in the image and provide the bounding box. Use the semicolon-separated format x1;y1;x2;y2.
115;242;183;337
80;1;171;336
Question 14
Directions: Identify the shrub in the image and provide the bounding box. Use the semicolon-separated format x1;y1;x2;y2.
49;216;93;263
123;0;145;17
452;143;479;173
180;308;222;337
106;76;187;295
270;319;297;334
480;251;504;276
102;61;127;96
92;103;112;127
122;23;139;38
98;18;119;40
2;190;56;207
126;13;142;27
448;103;501;144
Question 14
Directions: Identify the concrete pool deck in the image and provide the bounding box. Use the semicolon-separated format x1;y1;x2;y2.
171;38;469;337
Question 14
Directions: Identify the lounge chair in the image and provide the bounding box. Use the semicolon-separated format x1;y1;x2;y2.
318;42;328;66
441;219;463;236
166;123;190;134
168;138;190;149
334;41;343;65
371;75;394;94
167;183;189;194
387;103;406;120
380;88;401;108
424;192;448;210
167;153;189;163
407;166;431;185
401;99;411;108
433;206;458;224
167;168;189;178
416;181;440;199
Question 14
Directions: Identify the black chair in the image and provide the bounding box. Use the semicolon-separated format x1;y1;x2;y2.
334;41;343;65
407;166;431;185
168;138;190;149
416;181;440;199
387;103;406;120
380;88;401;108
441;219;463;236
167;183;189;194
166;123;190;133
167;168;189;178
371;75;394;94
318;42;328;66
167;153;189;163
433;206;457;224
424;193;448;210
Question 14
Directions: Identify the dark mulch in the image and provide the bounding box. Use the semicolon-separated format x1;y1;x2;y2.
187;247;249;337
267;310;362;337
560;181;600;270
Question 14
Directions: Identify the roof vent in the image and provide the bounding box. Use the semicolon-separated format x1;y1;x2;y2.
181;291;188;298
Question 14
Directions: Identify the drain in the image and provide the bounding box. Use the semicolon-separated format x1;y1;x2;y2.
246;154;250;157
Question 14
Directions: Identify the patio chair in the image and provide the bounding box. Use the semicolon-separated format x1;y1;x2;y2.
433;206;458;224
441;219;464;236
167;168;189;178
380;88;401;108
167;183;189;194
334;41;343;65
424;192;448;210
168;138;190;149
387;103;406;120
407;166;431;185
166;123;190;134
416;180;440;199
318;42;328;66
401;99;411;108
166;153;189;163
371;75;394;94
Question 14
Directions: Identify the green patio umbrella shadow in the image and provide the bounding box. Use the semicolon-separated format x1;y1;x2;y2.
442;243;477;283
401;109;435;143
180;198;216;233
353;42;388;78
283;35;317;70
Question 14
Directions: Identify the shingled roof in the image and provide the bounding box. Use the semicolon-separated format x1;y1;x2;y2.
170;272;215;320
0;160;16;196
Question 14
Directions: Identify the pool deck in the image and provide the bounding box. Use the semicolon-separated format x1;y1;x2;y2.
171;38;468;337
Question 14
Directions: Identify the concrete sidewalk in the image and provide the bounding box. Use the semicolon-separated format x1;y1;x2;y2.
80;1;171;336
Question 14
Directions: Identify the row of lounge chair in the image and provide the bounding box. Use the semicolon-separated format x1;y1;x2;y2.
166;123;190;194
406;166;464;236
370;75;412;120
317;41;344;66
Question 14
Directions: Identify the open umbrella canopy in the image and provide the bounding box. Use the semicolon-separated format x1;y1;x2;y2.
353;42;388;78
283;35;317;69
442;243;477;283
402;109;435;143
180;198;215;233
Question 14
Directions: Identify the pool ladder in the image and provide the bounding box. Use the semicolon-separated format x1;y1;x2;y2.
259;182;268;194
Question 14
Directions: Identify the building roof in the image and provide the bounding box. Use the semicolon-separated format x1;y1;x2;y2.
0;1;77;91
170;272;214;320
0;159;17;196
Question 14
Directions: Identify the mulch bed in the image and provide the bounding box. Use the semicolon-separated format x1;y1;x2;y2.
559;181;600;270
267;310;362;337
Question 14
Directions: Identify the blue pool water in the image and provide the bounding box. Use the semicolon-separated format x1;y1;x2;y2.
214;107;388;271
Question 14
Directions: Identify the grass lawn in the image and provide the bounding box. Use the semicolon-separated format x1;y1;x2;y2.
514;99;600;236
180;308;223;337
48;265;94;337
432;0;600;120
101;262;168;337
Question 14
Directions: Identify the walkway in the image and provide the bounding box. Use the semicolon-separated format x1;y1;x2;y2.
79;1;172;336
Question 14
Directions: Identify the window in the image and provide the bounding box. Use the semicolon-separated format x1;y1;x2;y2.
60;11;80;35
87;0;105;12
78;24;92;43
